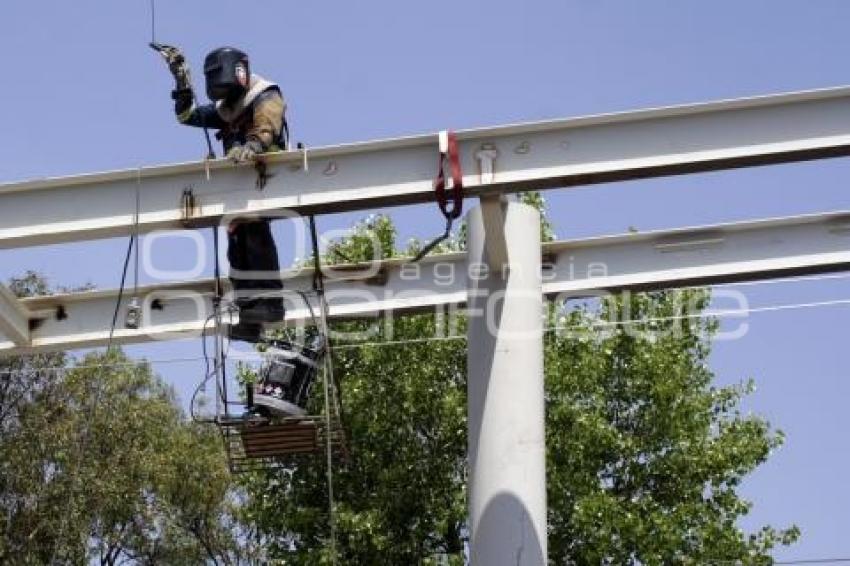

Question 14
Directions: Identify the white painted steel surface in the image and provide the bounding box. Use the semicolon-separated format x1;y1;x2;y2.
2;210;850;355
0;259;468;355
2;87;850;249
541;209;850;296
0;285;30;345
467;203;547;565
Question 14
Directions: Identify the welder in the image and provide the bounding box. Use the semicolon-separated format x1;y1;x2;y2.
157;45;287;341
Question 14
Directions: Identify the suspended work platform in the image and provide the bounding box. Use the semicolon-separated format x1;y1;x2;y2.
219;415;347;473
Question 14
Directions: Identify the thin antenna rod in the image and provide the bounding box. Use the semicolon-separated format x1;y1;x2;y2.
150;0;156;44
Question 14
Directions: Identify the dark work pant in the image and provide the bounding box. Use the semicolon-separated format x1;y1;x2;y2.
227;220;283;302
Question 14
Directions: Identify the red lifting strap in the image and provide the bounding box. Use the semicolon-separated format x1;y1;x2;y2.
434;130;463;220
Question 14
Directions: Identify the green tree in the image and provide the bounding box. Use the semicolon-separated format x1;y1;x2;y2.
0;273;257;565
242;195;797;564
545;290;798;564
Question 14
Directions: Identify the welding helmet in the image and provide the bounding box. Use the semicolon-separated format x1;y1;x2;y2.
203;47;250;101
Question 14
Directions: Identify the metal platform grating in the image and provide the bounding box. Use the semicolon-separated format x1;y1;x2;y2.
219;415;347;473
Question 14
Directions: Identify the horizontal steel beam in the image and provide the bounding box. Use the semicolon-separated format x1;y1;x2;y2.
0;285;30;345
3;209;849;356
3;87;850;249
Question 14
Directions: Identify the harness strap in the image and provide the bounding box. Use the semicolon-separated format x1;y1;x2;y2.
409;130;464;263
434;130;464;220
281;117;291;151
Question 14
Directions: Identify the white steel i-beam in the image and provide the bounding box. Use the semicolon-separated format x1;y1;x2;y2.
0;285;30;345
3;209;850;355
467;202;547;565
2;87;850;249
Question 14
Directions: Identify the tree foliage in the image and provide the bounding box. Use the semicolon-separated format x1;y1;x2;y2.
545;291;799;564
0;274;257;565
241;194;797;564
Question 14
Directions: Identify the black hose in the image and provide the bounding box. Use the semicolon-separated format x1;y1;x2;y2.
107;234;135;351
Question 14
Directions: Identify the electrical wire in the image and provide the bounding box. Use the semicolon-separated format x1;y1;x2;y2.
210;226;229;418
101;169;145;350
329;296;850;351
199;311;237;421
564;297;850;331
332;333;466;351
701;270;850;291
189;364;217;423
0;356;206;376
201;312;216;391
106;234;135;352
133;168;141;295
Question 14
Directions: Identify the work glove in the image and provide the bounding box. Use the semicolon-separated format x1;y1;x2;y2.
151;43;193;92
227;141;264;164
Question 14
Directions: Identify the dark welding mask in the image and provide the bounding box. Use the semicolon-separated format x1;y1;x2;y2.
203;47;250;101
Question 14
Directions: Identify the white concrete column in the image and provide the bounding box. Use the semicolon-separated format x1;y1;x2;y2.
467;201;547;565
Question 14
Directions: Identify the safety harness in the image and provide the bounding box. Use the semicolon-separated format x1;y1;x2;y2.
412;130;465;262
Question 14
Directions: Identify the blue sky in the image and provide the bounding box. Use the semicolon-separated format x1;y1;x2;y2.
2;1;850;561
